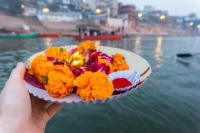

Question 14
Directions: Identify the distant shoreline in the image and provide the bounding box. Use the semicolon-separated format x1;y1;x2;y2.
0;14;196;36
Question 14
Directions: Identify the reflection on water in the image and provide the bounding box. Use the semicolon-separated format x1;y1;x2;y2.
154;36;163;68
94;40;101;47
45;38;52;47
134;37;141;54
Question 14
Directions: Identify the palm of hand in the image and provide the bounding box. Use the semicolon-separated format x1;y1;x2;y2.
0;63;62;133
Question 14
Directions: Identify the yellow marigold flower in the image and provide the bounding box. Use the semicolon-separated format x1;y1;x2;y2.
112;53;129;71
45;65;75;98
98;56;113;73
29;55;54;84
46;46;69;62
73;72;114;101
77;40;96;54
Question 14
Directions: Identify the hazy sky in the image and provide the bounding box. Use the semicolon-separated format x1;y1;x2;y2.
119;0;200;17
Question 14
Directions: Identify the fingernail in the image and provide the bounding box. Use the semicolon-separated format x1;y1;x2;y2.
17;62;23;67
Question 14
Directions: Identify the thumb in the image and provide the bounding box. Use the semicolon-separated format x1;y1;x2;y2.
9;62;26;81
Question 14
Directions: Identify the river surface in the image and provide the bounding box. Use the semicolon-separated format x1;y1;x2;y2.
0;36;200;133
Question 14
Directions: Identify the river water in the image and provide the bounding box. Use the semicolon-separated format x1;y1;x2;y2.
0;36;200;133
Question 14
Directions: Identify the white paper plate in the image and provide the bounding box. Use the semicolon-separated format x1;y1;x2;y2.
24;45;152;105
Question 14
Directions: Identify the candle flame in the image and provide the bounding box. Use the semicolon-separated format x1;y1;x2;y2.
73;52;79;57
71;51;84;67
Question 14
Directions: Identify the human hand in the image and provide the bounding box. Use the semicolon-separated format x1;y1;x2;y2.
0;62;63;133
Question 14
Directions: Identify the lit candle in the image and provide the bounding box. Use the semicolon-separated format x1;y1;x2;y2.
71;52;84;67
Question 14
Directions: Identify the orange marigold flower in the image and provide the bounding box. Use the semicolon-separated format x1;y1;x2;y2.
29;55;54;84
73;72;114;101
77;40;96;54
112;53;129;71
46;46;69;62
45;65;75;98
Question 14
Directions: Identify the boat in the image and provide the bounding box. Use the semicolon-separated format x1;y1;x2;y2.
61;34;74;37
37;33;61;38
0;32;39;38
72;34;123;40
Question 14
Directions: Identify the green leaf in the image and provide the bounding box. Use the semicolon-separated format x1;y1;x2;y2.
44;76;48;83
60;48;63;52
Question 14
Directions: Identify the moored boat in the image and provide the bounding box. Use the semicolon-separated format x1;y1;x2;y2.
61;34;74;37
37;33;61;38
71;34;122;40
0;32;39;38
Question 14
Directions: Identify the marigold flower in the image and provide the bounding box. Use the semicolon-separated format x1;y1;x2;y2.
29;55;54;84
45;65;75;98
73;72;114;101
112;53;129;71
45;46;69;62
77;40;96;54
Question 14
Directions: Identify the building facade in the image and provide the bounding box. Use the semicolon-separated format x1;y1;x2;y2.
37;12;82;22
23;7;37;16
118;14;129;27
106;0;118;17
85;0;108;24
144;6;155;13
85;0;96;11
107;17;124;27
71;0;83;11
96;0;107;14
118;4;138;27
85;0;107;12
62;0;71;4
